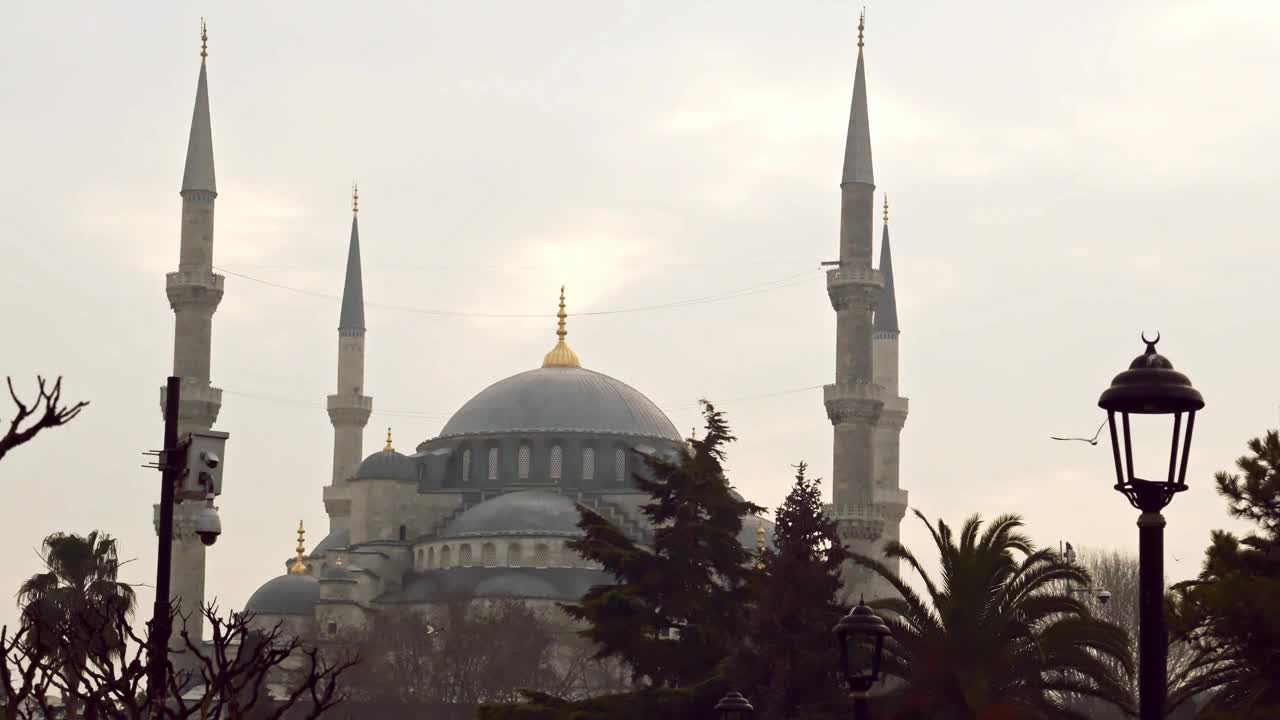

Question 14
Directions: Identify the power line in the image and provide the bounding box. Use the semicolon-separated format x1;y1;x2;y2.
212;266;823;319
224;260;816;272
219;382;825;425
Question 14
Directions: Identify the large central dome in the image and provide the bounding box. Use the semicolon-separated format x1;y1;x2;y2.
439;366;682;441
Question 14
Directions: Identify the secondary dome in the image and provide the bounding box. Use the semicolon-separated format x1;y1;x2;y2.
354;431;416;481
439;367;680;441
442;490;584;538
244;574;319;616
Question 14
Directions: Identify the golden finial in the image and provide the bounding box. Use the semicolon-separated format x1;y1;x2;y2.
384;427;394;452
541;286;582;368
200;18;208;59
352;182;359;214
883;194;889;224
857;9;865;49
290;520;307;575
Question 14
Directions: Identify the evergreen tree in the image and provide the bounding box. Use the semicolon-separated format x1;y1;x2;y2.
731;462;849;718
1169;429;1280;717
561;400;762;689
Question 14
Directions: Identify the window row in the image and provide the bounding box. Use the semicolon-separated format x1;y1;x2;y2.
456;445;629;484
417;541;589;570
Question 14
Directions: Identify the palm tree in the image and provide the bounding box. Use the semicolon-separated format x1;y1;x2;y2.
853;511;1134;720
16;531;136;707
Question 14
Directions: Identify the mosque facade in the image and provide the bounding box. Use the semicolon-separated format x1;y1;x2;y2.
158;16;908;644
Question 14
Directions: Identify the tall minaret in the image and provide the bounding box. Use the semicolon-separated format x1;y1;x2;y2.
872;196;909;576
324;185;372;533
823;12;887;601
158;19;222;649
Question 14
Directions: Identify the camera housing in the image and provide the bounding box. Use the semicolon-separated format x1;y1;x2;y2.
194;499;222;546
181;430;229;500
1096;589;1112;606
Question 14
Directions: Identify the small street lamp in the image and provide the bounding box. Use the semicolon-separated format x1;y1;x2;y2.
833;598;891;720
714;691;754;720
1098;333;1204;720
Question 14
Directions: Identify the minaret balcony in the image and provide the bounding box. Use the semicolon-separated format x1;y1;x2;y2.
166;270;225;312
873;488;909;521
823;382;884;426
826;267;883;312
823;503;886;542
327;394;372;425
160;381;222;422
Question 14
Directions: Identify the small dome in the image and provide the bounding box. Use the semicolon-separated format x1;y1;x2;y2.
244;574;319;616
442;490;583;538
311;528;350;555
439;367;681;441
354;448;416;481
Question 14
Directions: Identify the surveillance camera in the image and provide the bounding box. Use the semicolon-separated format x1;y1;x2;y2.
194;501;222;546
199;450;220;469
1096;590;1112;606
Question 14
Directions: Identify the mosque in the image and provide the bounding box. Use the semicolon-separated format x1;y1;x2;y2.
158;15;908;647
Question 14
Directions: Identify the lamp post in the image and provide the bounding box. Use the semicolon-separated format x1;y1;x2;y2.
713;691;754;720
1097;334;1204;720
834;599;891;720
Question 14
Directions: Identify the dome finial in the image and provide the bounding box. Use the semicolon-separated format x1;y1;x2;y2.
290;520;307;575
858;8;865;49
384;427;394;452
200;18;208;60
542;286;582;368
883;194;889;224
755;516;767;568
352;181;359;214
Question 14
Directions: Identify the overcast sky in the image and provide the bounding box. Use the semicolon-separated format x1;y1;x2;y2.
2;1;1278;634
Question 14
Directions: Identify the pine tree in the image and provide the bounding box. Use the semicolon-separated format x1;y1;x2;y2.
561;400;762;688
1170;429;1280;716
731;462;849;718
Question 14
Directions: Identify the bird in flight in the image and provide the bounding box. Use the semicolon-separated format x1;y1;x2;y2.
1051;418;1106;445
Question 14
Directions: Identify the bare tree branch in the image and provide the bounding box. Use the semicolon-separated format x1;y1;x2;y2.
0;376;88;463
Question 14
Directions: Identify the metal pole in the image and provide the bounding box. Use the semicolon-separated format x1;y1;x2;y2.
148;376;181;706
1137;511;1167;720
853;692;868;720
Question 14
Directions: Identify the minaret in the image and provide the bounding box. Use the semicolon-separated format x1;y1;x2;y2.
823;11;887;601
872;196;909;576
158;19;222;652
325;185;373;533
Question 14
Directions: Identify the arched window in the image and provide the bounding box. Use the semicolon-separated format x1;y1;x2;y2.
507;542;523;567
441;545;452;569
416;549;423;568
459;544;473;567
488;447;498;481
462;448;471;483
482;542;497;567
550;445;563;482
533;543;551;568
582;447;595;481
517;444;531;480
427;547;435;569
615;448;626;483
559;543;576;568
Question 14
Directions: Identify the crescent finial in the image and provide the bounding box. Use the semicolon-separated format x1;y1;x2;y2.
1141;331;1161;352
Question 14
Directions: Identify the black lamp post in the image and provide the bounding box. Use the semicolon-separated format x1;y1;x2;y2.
714;691;754;720
834;598;891;720
1098;333;1204;720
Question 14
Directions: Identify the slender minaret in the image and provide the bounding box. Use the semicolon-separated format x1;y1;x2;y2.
872;196;909;576
158;19;222;651
823;11;887;601
324;185;373;533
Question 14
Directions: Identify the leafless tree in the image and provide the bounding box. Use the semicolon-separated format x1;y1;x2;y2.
3;603;357;719
1065;548;1199;719
0;376;88;463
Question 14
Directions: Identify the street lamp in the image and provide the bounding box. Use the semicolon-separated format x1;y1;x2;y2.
1098;333;1204;720
713;691;754;720
833;598;891;720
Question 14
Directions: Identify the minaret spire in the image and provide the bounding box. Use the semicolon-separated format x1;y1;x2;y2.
875;195;898;335
339;183;365;332
182;19;216;195
842;10;874;187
